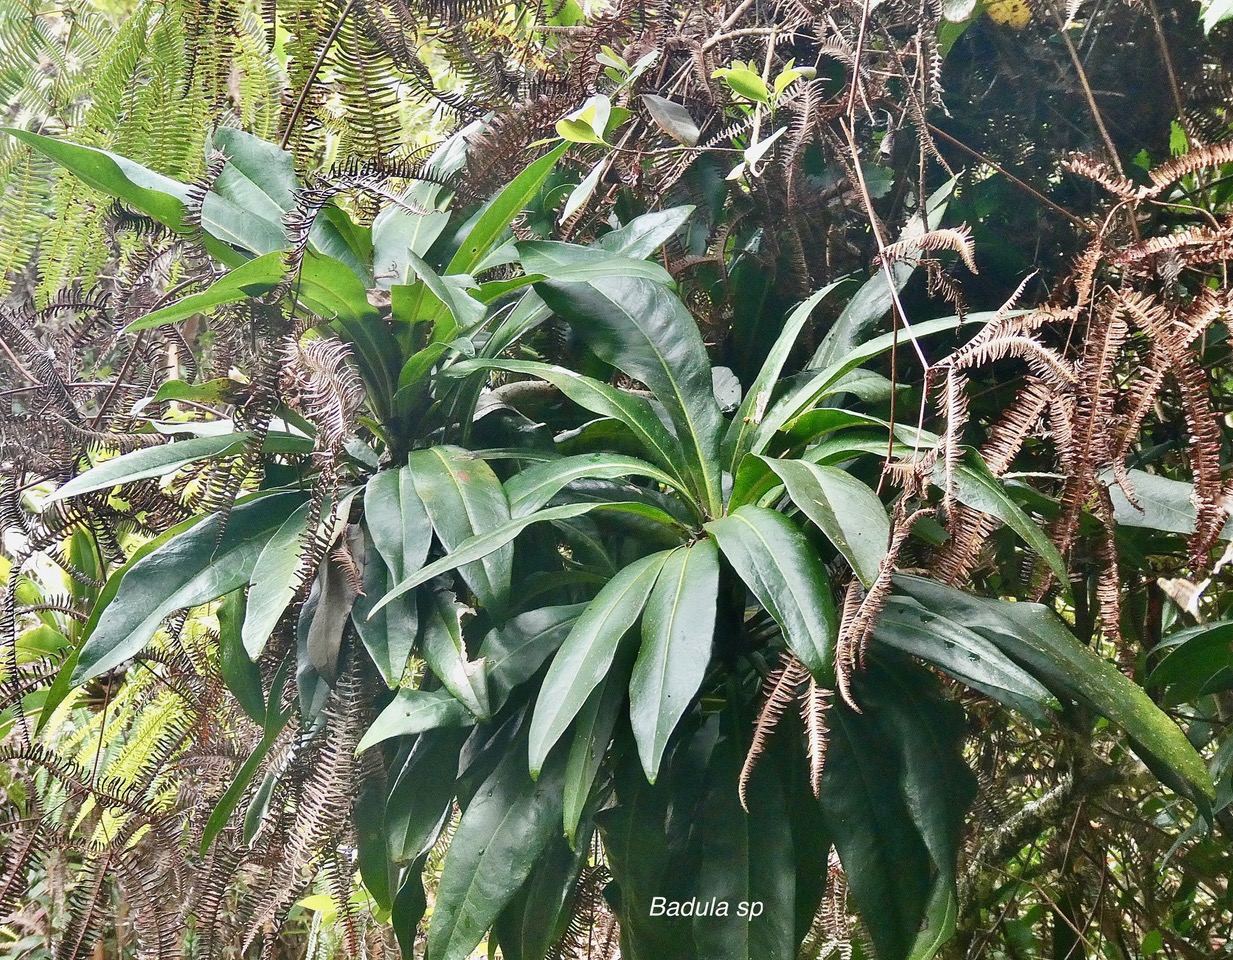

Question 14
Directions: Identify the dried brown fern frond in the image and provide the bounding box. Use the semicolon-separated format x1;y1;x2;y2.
739;653;809;811
877;225;977;274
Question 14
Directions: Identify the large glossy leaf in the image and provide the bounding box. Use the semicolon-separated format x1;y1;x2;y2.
373;206;451;288
451;358;688;484
424;747;566;960
371;500;685;616
387;729;465;864
724;281;847;471
594;206;694;259
479;604;586;711
445;142;568;275
242;500;315;658
536;275;725;514
72;491;303;684
894;575;1216;808
759;457;888;587
421;590;490;720
705;506;837;679
351;523;420;686
809;180;951;369
407;445;513;610
1149;620;1233;703
216;589;264;723
821;686;934;960
750;312;986;454
528;550;671;776
44;433;304;503
357;688;476;753
209;127;370;282
873;596;1060;724
693;736;796;960
3;130;259;265
494;833;588;960
563;666;626;845
364;466;433;582
504;452;686;518
630;540;719;782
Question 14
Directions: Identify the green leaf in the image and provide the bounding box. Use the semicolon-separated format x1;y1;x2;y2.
72;491;304;685
759;457;888;587
940;458;1069;586
693;736;796;960
127;250;381;332
1201;0;1233;32
809;180;951;369
528;551;671;776
1104;468;1233;540
560;160;605;220
479;604;587;712
387;729;465;864
505;452;687;518
629;540;719;782
724;281;848;470
365;466;433;582
873;596;1060;724
4;128;191;231
895;575;1216;808
217;589;265;723
594;206;694;260
563;667;626;845
421;589;490;720
357;688;476;754
446;142;569;276
408;446;513;610
424;747;566;960
45;432;305;503
713;66;771;105
537;275;725;514
821;687;933;960
516;241;674;286
352;526;420;687
1149;620;1233;703
705;506;837;679
752;311;983;454
371;500;684;616
450;358;689;486
209;126;370;282
373;207;451;287
242;500;315;658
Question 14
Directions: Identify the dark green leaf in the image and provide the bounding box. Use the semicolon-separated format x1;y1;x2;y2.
895;575;1216;808
421;589;490;720
594;206;694;259
504;452;686;518
1150;621;1233;703
528;550;671;776
242;500;315;658
537;276;725;514
640;94;701;145
352;526;420;687
873;596;1060;724
217;589;264;723
759;457;888;587
72;491;303;684
563;666;626;846
479;604;586;712
706;506;837;680
424;747;566;960
408;445;513;610
358;688;476;754
386;728;466;863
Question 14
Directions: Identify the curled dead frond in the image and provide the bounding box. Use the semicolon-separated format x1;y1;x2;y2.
739;654;809;812
877;225;978;274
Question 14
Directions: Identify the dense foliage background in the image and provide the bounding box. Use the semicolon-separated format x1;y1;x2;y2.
3;0;1233;957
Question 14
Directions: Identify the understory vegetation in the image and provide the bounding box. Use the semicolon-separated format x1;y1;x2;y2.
2;0;1233;957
